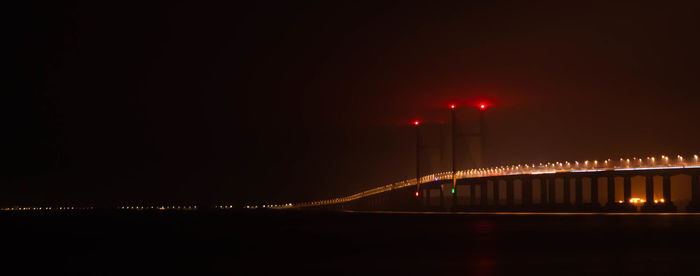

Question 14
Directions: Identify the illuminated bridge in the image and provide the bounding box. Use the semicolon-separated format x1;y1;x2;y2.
285;155;700;212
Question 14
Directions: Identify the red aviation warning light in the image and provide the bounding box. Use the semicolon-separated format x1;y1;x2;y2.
450;104;455;109
414;120;420;126
415;191;419;197
479;104;486;110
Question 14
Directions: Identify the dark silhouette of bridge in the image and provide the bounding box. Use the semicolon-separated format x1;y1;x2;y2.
280;104;700;213
288;157;700;212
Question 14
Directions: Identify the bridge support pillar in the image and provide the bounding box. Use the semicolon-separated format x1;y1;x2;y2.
606;175;616;206
688;175;700;212
506;178;514;206
590;176;600;208
661;175;676;212
574;177;583;207
452;186;457;211
563;177;571;206
481;181;488;207
419;191;425;210
440;185;445;211
548;177;555;206
662;175;672;202
641;175;657;212
646;175;654;203
522;178;533;206
493;179;500;206
616;175;636;212
540;178;547;206
623;176;632;204
425;188;431;208
470;182;476;206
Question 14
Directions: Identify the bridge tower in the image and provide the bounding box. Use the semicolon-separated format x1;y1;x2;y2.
450;103;490;210
414;121;421;203
450;105;457;208
478;103;487;168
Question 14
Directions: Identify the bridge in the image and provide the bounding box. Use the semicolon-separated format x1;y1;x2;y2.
274;104;699;213
285;155;700;212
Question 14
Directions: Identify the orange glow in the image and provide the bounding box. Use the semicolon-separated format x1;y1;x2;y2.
660;198;665;203
629;198;644;204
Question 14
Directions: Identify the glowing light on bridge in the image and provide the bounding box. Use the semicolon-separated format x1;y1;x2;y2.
629;198;644;204
1;206;91;211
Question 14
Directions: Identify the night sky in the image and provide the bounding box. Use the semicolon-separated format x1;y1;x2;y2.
5;1;700;207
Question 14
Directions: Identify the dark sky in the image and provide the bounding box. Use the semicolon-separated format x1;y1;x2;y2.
4;1;700;206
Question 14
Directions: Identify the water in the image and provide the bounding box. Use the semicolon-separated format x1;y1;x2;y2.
2;210;700;275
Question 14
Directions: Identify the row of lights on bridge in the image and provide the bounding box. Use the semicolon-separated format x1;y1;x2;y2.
413;155;699;198
289;151;698;205
119;206;198;210
238;203;294;209
0;206;93;211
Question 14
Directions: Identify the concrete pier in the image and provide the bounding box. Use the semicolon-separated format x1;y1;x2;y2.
493;179;500;205
563;177;571;205
590;176;599;207
574;177;583;206
548;177;555;205
480;181;488;207
522;178;533;206
623;176;632;203
506;178;514;206
688;174;700;211
606;175;616;206
540;178;548;205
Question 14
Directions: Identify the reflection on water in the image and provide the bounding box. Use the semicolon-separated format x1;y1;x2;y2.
2;210;700;274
